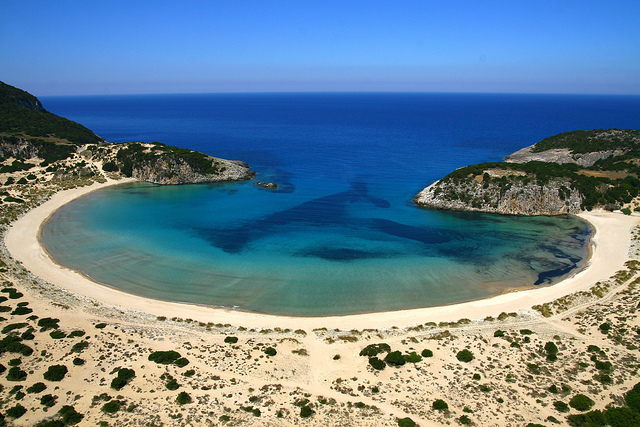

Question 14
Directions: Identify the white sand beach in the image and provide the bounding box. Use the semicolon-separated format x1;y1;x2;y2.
5;179;638;329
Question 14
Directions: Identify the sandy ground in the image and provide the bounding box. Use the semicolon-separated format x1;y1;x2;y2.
2;175;640;426
5;179;638;330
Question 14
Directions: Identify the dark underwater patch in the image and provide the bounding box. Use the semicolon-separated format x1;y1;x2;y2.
298;247;388;261
534;264;576;286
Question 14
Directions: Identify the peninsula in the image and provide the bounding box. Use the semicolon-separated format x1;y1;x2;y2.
414;129;640;216
1;82;639;426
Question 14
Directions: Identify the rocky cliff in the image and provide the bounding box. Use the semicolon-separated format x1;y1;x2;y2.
130;155;254;185
90;142;255;185
414;129;640;215
414;175;583;215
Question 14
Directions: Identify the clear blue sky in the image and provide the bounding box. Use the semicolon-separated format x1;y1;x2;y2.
1;0;639;95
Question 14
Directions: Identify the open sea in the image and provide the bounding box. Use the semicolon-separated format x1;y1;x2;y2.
40;93;640;316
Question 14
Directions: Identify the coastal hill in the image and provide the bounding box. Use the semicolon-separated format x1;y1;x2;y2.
0;81;254;185
414;129;640;215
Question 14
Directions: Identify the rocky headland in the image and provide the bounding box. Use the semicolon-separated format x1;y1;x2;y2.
0;81;254;186
415;129;640;215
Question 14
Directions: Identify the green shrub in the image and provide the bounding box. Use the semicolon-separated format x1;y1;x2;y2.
7;366;27;381
68;330;85;338
183;369;195;377
456;349;474;362
0;335;33;356
264;347;277;356
175;357;189;367
545;341;559;356
527;363;540;374
622;208;632;215
73;358;85;366
20;329;35;340
11;306;32;315
110;368;135;390
595;360;612;371
300;405;315;418
71;340;89;352
397;417;416;427
359;343;391;357
148;350;181;365
494;330;505;337
26;382;46;394
599;323;611;332
94;323;107;329
384;351;406;366
102;161;118;172
569;394;595;411
224;336;238;344
166;378;180;390
369;357;386;370
40;394;57;407
421;349;433;357
553;401;569;412
404;352;422;363
6;403;26;418
102;400;122;413
2;322;29;334
58;405;84;425
176;391;192;405
459;415;472;425
43;364;68;381
624;382;640;411
433;399;449;411
49;330;66;339
37;317;60;331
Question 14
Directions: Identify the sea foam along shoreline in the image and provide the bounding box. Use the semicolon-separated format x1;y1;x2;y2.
5;179;639;330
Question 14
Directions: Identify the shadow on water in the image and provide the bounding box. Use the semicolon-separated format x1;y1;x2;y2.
194;181;453;258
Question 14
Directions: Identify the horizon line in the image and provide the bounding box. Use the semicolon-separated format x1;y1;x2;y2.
39;89;640;98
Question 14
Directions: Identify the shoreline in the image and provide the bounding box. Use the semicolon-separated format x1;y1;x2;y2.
5;179;639;330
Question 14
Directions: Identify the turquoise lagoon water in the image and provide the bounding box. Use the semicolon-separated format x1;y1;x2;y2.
40;93;640;315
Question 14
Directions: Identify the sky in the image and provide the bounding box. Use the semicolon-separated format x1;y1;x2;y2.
1;0;639;96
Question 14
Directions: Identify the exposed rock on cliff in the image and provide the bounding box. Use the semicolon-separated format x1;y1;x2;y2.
414;129;640;215
414;176;583;215
92;142;254;185
505;129;639;167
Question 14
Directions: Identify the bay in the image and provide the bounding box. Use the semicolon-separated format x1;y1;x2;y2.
39;93;640;315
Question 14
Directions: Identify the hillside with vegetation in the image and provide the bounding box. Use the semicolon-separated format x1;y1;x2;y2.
414;129;640;215
0;81;254;186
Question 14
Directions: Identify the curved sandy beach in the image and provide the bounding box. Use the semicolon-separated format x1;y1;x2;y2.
5;179;639;330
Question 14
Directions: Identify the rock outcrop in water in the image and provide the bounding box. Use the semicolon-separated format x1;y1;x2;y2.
414;129;640;215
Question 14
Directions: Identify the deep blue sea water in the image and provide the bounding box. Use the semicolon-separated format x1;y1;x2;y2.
40;93;640;315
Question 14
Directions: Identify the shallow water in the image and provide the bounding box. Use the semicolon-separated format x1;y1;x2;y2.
39;92;640;315
41;181;591;315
